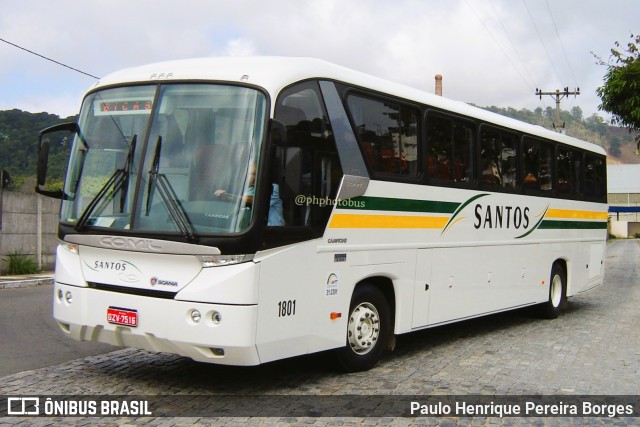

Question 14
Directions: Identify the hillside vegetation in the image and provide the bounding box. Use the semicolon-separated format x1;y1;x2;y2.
0;106;638;192
480;105;639;163
0;109;77;192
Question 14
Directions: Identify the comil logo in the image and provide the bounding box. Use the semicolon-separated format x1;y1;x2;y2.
99;237;163;252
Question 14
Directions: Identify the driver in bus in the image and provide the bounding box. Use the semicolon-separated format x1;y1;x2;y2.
214;165;284;226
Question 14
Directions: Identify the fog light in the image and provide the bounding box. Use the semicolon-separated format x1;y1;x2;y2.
211;311;222;324
211;348;225;356
65;291;73;304
190;310;202;323
57;289;63;301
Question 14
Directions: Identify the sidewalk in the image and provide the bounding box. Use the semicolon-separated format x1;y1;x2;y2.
0;272;54;289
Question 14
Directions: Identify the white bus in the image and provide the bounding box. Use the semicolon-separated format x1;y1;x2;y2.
37;57;607;372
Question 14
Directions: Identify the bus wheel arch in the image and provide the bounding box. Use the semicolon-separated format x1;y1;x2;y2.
335;277;395;372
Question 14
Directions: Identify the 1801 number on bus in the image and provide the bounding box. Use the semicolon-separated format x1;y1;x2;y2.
277;300;296;317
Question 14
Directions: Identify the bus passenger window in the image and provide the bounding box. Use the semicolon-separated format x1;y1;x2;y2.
557;148;582;196
425;114;474;183
480;127;518;189
523;138;554;192
585;155;606;201
347;95;419;178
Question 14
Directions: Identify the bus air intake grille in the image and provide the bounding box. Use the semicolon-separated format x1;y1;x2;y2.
87;282;177;299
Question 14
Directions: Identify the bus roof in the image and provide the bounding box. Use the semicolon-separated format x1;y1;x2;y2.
94;56;605;155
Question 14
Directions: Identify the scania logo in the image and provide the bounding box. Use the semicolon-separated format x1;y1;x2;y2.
99;237;163;252
150;276;178;287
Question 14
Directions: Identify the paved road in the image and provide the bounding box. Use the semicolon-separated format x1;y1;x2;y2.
0;285;115;377
1;239;639;425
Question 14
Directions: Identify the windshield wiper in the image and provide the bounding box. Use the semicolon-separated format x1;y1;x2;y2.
75;135;137;231
119;136;137;212
145;136;197;241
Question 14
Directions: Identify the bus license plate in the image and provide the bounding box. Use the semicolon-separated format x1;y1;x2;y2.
107;307;138;327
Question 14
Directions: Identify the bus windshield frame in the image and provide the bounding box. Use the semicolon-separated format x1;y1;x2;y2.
59;83;268;240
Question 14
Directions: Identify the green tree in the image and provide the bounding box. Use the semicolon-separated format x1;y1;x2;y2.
609;135;622;157
571;106;583;122
596;33;640;149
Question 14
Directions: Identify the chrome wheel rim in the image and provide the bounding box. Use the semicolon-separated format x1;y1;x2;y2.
550;274;563;307
347;302;380;355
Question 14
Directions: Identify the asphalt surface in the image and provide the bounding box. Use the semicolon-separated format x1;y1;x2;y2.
0;284;116;377
1;239;639;425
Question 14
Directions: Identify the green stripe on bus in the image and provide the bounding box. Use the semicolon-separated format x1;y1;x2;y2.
338;196;459;214
538;220;608;230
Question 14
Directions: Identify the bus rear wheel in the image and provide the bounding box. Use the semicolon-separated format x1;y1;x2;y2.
335;284;392;372
540;263;567;319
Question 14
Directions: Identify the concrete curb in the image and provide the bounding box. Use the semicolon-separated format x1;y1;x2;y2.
0;274;54;289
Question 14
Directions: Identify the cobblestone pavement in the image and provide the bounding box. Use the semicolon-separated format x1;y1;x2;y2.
1;239;639;426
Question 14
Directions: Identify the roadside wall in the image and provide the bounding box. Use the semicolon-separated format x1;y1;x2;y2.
0;191;60;274
610;220;640;239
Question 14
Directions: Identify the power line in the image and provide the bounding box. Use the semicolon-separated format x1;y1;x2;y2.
544;0;578;87
464;0;535;93
0;37;99;80
521;0;564;84
487;0;538;90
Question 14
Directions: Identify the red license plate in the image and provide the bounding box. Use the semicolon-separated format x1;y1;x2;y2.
107;307;138;327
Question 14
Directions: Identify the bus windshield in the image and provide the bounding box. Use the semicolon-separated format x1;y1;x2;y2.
61;84;267;237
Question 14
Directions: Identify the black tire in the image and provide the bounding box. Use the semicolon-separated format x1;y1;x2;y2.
540;263;567;319
335;284;392;372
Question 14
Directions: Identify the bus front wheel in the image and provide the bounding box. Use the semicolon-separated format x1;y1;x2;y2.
335;284;392;372
540;263;567;319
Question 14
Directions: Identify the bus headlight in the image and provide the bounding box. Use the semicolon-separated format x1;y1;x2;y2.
190;310;202;323
197;254;253;268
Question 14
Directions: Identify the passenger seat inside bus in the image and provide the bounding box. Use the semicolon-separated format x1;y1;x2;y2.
275;105;311;226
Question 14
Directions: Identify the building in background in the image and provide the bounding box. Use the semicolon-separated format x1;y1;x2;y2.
608;164;640;238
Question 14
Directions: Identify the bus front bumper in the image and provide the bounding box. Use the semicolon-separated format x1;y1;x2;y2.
53;282;261;366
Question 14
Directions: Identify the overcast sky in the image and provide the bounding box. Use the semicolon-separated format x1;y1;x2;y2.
0;0;637;120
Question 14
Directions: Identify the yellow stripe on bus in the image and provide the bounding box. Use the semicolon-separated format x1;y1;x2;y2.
545;209;608;220
329;214;449;229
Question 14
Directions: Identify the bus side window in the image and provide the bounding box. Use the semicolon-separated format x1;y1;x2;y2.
347;94;419;178
425;114;473;183
480;127;518;189
585;155;606;201
557;148;582;196
523;138;553;193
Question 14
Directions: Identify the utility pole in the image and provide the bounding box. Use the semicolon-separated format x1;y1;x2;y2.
535;87;580;132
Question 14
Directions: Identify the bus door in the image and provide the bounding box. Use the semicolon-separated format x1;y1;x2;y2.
256;81;345;361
